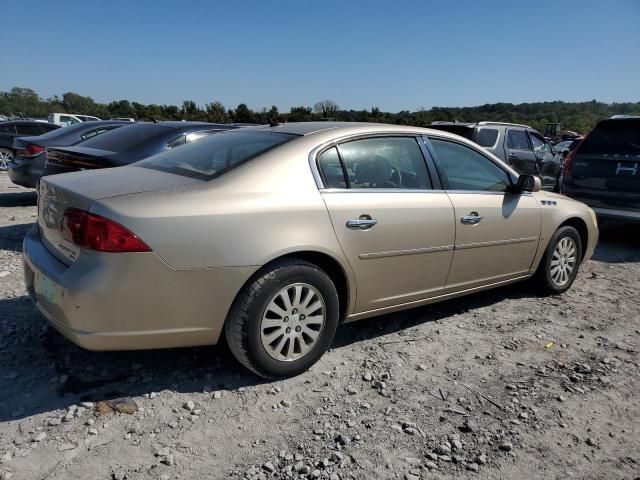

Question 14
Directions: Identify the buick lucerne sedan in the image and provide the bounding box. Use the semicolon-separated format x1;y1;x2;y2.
23;122;598;378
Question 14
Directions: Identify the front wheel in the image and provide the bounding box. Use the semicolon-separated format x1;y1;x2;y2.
225;258;339;379
535;226;583;294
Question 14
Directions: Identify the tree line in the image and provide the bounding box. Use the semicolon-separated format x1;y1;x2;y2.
1;87;639;134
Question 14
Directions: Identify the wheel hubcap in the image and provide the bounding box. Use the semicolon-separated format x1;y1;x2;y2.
260;283;326;362
0;150;12;170
550;236;577;287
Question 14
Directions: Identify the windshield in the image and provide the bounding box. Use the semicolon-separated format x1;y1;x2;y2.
136;130;298;180
580;120;640;155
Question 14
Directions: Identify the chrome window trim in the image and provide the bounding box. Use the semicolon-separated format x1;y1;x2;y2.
309;132;435;191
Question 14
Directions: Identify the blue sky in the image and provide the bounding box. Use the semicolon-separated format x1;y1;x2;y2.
1;0;638;112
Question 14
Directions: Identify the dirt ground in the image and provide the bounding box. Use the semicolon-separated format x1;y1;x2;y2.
0;171;638;480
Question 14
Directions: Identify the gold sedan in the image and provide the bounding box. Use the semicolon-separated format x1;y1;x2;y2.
24;122;598;378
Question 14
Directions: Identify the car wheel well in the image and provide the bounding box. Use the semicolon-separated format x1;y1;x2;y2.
559;217;588;260
264;252;350;321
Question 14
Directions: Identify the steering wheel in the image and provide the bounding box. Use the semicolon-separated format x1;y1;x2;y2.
386;166;402;188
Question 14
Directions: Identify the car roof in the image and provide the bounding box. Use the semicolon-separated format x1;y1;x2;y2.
1;120;52;126
247;121;466;137
431;121;532;129
152;121;233;129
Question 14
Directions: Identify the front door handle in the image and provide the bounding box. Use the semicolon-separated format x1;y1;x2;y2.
346;216;378;230
461;212;482;225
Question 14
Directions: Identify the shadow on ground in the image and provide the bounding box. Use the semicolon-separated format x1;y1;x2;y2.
0;281;532;422
592;221;640;263
0;223;32;252
0;190;37;208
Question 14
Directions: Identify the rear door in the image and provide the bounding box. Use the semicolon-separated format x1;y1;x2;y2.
317;136;455;313
426;136;541;289
504;128;536;175
566;119;640;212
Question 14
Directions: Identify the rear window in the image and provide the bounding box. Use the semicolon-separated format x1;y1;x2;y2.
473;128;499;147
78;123;172;152
579;120;640;155
136;130;297;180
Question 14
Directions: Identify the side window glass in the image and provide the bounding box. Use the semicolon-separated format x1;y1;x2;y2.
317;147;346;188
430;138;511;192
338;137;430;189
474;128;499;148
507;130;531;150
167;135;186;149
17;124;43;135
529;132;551;154
0;124;16;133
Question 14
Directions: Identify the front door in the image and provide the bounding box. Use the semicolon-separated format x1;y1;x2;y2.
504;128;536;175
427;136;541;289
316;136;455;313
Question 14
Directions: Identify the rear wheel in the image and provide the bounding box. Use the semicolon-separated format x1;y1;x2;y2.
535;226;582;294
0;148;13;170
225;258;339;379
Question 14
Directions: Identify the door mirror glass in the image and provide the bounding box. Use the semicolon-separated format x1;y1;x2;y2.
517;174;541;193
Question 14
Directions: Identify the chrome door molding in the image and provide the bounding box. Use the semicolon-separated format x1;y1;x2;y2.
359;244;454;260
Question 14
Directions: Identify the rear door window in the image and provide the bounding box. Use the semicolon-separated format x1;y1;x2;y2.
336;137;431;189
317;147;347;188
473;128;499;148
507;129;532;151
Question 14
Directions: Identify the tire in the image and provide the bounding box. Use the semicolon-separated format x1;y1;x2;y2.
225;258;339;379
535;226;583;295
0;148;13;170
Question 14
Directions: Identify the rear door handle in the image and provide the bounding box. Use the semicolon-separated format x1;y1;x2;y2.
346;218;378;230
461;212;482;225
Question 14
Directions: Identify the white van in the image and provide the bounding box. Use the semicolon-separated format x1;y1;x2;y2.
48;113;101;127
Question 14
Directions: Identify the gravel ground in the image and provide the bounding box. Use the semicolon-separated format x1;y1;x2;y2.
0;171;638;480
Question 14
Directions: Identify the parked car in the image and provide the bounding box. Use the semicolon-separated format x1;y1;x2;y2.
0;121;60;170
553;140;574;154
24;122;598;378
428;121;563;190
7;120;130;188
43;121;239;176
47;113;101;127
561;116;640;221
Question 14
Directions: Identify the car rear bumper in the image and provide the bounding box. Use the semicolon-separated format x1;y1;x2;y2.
7;159;41;188
23;224;257;351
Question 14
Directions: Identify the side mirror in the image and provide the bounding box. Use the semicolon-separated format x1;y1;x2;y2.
517;174;542;193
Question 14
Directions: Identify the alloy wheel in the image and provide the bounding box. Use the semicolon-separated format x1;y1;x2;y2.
260;283;326;362
550;236;577;287
0;149;12;170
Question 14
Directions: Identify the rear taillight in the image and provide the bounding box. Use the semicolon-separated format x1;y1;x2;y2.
19;144;45;158
61;208;150;252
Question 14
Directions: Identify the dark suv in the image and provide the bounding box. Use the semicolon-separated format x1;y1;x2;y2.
429;121;562;190
561;116;640;222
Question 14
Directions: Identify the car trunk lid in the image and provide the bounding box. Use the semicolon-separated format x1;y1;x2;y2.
46;146;117;171
37;166;201;264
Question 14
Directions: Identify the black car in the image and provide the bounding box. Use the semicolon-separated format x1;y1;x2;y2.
8;120;130;188
561;116;640;222
0;121;60;170
43;121;239;176
428;121;562;191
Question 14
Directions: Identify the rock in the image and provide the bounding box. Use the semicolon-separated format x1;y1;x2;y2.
47;417;61;426
466;462;479;472
460;418;476;433
155;447;171;457
184;400;196;411
425;452;438;461
32;432;46;442
262;461;276;473
586;437;597;447
434;445;451;455
346;386;358;395
499;442;513;452
475;453;487;465
330;452;344;463
280;399;292;408
362;372;373;381
80;402;94;409
95;402;115;415
88;428;99;435
335;434;351;446
58;444;76;452
557;395;566;402
0;453;12;464
110;398;138;414
519;412;529;420
404;473;420;480
452;439;463;451
329;474;340;480
311;469;321;478
213;391;223;399
162;454;175;466
425;461;437;469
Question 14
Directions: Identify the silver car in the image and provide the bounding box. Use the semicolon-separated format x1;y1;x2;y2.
23;122;598;378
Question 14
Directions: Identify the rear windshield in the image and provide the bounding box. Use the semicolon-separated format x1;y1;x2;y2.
78;123;172;152
580;120;640;155
136;130;297;180
473;128;499;147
